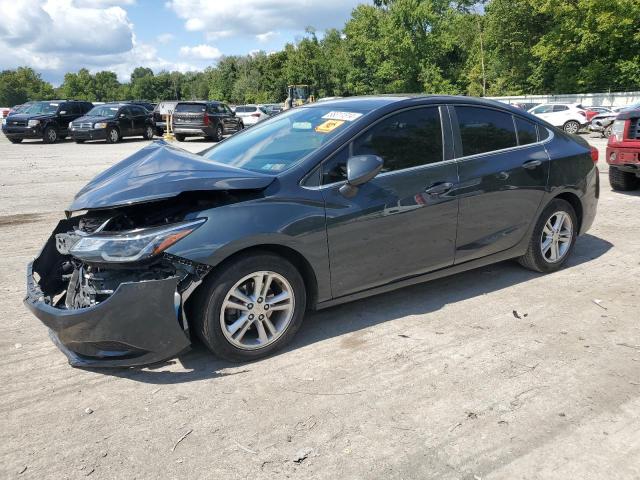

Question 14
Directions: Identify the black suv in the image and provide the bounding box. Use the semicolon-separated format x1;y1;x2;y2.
2;100;93;144
172;101;243;142
69;103;155;144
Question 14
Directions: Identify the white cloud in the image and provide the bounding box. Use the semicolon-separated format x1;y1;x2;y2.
166;0;362;38
256;31;277;43
0;0;198;83
156;33;175;44
179;44;222;60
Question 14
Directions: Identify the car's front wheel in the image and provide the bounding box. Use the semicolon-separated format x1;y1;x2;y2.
563;120;580;134
518;198;577;273
143;125;154;140
609;166;639;191
43;126;58;144
106;127;120;144
190;252;306;361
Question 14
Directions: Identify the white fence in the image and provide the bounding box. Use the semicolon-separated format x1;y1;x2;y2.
487;91;640;107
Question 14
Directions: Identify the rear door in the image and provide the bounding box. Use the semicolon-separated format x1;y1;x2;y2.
321;105;459;297
452;105;550;263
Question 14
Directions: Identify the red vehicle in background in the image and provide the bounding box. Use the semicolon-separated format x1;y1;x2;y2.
584;106;613;122
606;108;640;191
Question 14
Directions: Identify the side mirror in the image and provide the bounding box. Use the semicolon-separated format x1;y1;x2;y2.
339;155;383;198
59;110;67;115
119;113;126;118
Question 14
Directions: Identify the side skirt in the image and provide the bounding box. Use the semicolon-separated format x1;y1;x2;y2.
315;246;526;311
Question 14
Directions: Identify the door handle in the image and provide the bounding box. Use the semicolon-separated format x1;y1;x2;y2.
424;182;453;195
522;159;542;170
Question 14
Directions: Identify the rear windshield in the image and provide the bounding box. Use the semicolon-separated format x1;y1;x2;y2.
176;103;206;113
236;106;257;113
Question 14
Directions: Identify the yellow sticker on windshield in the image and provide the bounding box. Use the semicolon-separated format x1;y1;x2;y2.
315;119;345;133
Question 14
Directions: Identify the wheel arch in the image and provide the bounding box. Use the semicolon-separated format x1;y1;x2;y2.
192;243;319;310
549;191;583;232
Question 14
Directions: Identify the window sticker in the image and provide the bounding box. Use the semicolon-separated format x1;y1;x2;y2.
321;111;362;122
315;119;345;133
292;121;312;130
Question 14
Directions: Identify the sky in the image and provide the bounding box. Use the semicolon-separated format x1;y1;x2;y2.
0;0;365;85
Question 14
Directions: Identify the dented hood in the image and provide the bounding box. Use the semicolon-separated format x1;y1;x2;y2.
67;140;275;212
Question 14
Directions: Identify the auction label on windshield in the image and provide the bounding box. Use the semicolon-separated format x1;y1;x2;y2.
322;111;363;121
315;119;345;133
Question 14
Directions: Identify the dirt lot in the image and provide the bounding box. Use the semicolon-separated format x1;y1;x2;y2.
1;133;639;480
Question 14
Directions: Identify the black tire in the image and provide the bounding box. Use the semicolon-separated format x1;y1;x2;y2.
603;124;613;138
8;138;23;144
518;198;578;273
106;127;120;144
238;122;244;131
214;123;223;142
75;140;85;144
609;166;639;191
190;252;307;362
563;120;580;134
175;133;186;142
43;126;58;144
142;125;154;140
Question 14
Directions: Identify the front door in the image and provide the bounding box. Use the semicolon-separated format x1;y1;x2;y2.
451;105;550;263
321;106;459;298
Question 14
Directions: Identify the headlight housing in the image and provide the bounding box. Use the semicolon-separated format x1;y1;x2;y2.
93;122;108;129
28;119;40;127
68;122;74;129
69;219;205;263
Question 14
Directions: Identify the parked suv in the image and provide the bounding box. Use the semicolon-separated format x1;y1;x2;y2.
69;103;154;144
172;101;243;142
606;108;640;191
235;104;270;126
528;103;587;134
1;100;93;143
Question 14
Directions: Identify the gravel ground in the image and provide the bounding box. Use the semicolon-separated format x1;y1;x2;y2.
1;133;639;480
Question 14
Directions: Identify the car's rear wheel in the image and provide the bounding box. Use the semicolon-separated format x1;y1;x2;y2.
214;124;223;142
518;199;577;273
143;125;154;140
43;126;58;144
603;124;613;138
563;120;580;134
175;133;186;142
106;127;120;144
8;138;23;144
190;252;306;361
609;166;639;191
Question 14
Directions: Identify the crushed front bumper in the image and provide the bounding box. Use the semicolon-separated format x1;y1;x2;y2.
25;263;191;367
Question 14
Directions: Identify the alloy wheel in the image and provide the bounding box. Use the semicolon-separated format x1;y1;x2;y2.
219;271;295;350
540;211;573;263
109;129;119;143
47;128;57;143
146;126;153;139
564;121;579;134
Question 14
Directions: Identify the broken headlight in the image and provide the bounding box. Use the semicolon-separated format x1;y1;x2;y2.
69;219;205;263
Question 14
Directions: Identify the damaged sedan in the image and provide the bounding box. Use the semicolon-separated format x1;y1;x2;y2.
25;96;599;367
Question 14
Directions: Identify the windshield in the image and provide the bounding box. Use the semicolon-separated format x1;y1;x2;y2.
21;102;60;115
200;106;366;174
86;105;120;117
176;103;206;113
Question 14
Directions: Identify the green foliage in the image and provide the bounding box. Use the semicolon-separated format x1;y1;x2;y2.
1;0;639;107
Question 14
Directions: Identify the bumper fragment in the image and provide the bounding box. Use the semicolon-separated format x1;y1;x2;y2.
25;261;191;368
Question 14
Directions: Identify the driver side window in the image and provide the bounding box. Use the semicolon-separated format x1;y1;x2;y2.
321;106;443;185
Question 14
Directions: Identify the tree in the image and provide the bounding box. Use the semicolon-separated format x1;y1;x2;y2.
0;67;55;106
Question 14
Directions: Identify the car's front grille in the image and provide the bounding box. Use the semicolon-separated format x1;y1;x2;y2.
630;118;640;139
73;122;93;130
8;119;27;127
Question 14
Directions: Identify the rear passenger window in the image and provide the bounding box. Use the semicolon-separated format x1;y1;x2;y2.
353;107;443;172
515;117;538;145
455;106;517;156
552;105;568;112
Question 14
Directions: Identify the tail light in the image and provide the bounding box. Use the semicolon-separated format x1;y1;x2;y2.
589;145;599;164
203;114;210;126
251;113;261;117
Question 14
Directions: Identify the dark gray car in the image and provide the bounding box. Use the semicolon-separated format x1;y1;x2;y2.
25;95;599;367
